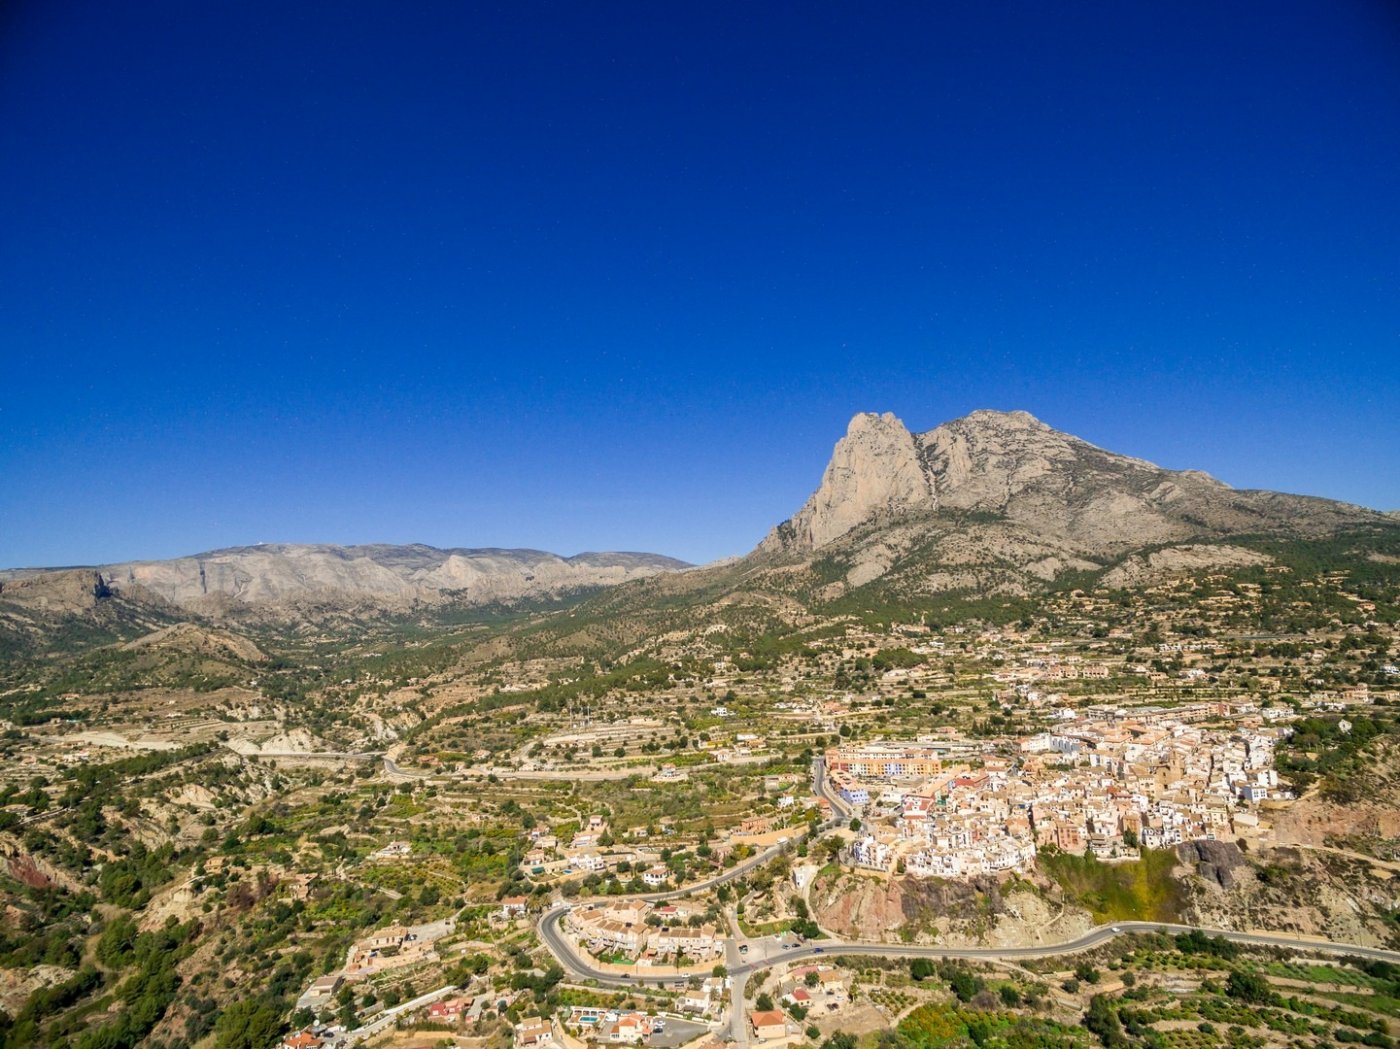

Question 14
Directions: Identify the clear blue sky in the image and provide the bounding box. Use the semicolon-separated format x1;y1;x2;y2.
3;1;1398;567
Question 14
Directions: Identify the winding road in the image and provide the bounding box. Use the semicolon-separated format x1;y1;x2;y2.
540;909;1400;989
383;755;428;779
536;756;1400;1043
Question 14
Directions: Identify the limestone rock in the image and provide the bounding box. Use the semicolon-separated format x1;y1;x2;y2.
760;412;935;552
0;569;113;613
762;407;1391;560
2;545;691;612
121;622;267;662
1101;544;1273;589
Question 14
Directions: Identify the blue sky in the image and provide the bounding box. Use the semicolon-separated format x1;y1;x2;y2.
3;1;1398;567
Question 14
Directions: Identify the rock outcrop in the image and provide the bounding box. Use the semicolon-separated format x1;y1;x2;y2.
1177;839;1246;889
810;869;1006;943
1099;544;1274;589
761;408;1391;561
0;569;114;613
761;412;935;552
121;622;267;663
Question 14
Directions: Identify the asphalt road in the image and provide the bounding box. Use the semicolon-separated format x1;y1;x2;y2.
538;760;1400;989
736;922;1400;971
557;757;849;912
383;756;429;779
249;750;381;760
541;907;1400;989
648;1017;710;1047
537;761;841;990
346;983;456;1045
535;750;1400;1049
812;756;854;821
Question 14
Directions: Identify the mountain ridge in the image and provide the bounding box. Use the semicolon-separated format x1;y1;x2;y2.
1;543;692;612
762;409;1388;561
5;409;1393;633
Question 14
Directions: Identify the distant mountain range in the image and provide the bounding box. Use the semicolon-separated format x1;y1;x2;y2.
4;409;1395;640
0;545;691;614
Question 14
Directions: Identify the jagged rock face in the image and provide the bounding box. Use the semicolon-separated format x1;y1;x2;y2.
919;408;1240;552
761;412;935;552
920;409;1070;506
1177;839;1245;889
0;569;113;613
763;408;1389;558
3;545;691;611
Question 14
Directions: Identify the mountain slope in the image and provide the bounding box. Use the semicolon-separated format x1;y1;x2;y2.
2;544;692;613
507;409;1398;659
764;409;1385;558
0;569;181;659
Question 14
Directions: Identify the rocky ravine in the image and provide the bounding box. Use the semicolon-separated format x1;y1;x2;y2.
1179;840;1400;950
810;867;1094;947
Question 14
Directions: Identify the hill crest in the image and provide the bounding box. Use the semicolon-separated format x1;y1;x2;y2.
762;409;1385;559
2;544;691;611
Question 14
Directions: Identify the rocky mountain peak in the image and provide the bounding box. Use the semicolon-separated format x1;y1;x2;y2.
919;408;1129;513
959;408;1050;431
759;411;936;553
761;407;1390;559
846;410;906;434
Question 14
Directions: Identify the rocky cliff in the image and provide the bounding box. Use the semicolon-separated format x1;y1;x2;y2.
755;408;1393;598
762;408;1388;558
0;569;115;614
760;412;935;552
0;568;177;656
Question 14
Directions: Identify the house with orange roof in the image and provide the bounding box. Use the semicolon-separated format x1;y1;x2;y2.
751;1010;787;1041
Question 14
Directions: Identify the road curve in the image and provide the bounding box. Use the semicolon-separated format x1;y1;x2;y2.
813;756;854;821
383;756;430;779
537;757;1400;997
581;759;848;907
540;907;1400;990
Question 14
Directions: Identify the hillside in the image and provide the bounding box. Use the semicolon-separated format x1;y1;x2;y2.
1;544;691;614
0;570;180;661
1;413;1397;1049
491;410;1399;660
757;409;1390;600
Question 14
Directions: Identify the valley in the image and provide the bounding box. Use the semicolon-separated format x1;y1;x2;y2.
2;411;1399;1049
